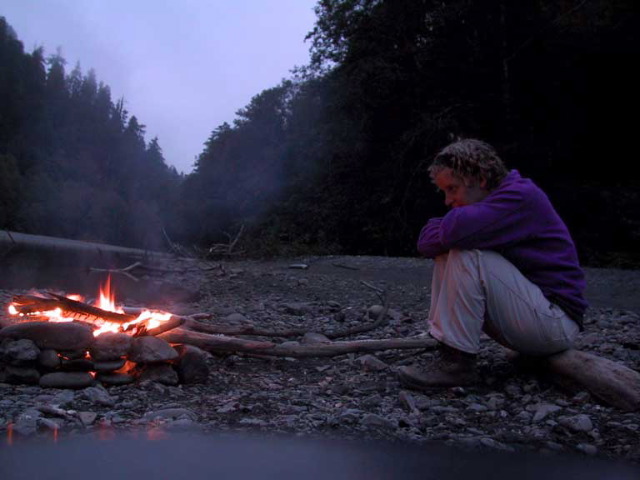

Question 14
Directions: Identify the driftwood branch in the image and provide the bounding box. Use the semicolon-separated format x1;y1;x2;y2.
207;224;245;257
545;349;640;412
89;261;143;282
160;328;437;357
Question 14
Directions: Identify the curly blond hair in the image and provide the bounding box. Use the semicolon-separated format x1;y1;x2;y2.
428;139;508;190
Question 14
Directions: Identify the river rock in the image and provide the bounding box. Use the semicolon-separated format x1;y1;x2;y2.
129;336;178;363
357;354;389;371
137;363;179;385
301;332;331;344
222;313;250;324
90;333;132;361
13;409;42;437
78;411;98;426
38;349;61;369
142;408;198;422
0;322;94;351
60;358;95;371
4;366;40;385
281;302;313;316
93;359;126;372
80;386;116;406
96;373;135;386
40;372;94;389
559;414;594;433
173;344;210;384
2;338;40;365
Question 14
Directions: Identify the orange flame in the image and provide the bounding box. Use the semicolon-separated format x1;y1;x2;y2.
8;276;173;337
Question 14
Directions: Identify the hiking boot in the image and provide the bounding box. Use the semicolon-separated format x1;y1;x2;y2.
397;344;478;390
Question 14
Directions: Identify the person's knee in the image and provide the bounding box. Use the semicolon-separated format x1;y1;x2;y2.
446;249;479;267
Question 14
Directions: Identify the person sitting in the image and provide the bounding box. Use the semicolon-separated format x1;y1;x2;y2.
398;138;588;389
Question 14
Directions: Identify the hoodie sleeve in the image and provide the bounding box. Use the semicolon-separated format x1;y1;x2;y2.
417;217;449;257
418;184;533;258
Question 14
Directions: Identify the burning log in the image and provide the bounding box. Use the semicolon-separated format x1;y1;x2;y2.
11;293;136;324
140;316;185;337
8;289;182;338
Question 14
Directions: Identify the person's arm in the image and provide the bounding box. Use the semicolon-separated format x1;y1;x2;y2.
418;186;534;258
439;187;531;250
417;217;449;258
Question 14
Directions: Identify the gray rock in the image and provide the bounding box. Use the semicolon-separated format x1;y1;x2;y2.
129;336;178;363
361;413;396;429
90;333;132;361
357;354;389;371
13;409;42;437
137;364;179;385
4;366;40;385
399;391;419;414
78;411;98;426
514;411;532;423
80;386;116;406
467;403;488;412
281;302;313;316
479;437;515;452
52;390;76;407
3;339;40;365
174;344;210;384
93;358;126;372
559;414;594;433
38;349;60;369
301;332;331;345
531;403;562;423
97;373;135;386
576;443;598;455
40;372;94;389
0;322;94;350
37;417;63;431
222;313;250;324
143;408;198;422
60;358;95;371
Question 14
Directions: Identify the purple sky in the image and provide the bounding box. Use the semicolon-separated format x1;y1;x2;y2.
1;0;317;173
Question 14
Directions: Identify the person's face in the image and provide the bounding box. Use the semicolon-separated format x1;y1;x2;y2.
434;168;489;208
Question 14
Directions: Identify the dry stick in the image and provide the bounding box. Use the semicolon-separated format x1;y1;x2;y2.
208;224;245;256
160;328;438;357
332;263;360;270
89;261;143;282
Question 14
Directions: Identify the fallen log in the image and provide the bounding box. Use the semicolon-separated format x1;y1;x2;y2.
159;328;437;357
545;349;640;412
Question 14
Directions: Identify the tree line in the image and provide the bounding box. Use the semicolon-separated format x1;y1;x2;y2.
0;17;180;250
1;1;639;267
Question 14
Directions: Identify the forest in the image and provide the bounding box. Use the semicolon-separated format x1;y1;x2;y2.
1;1;638;266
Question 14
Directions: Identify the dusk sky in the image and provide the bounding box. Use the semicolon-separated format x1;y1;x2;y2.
1;0;317;173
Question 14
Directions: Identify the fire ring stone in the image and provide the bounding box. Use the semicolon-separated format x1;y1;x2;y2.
0;322;94;351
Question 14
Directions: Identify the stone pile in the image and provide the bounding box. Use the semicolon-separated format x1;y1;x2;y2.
0;321;210;388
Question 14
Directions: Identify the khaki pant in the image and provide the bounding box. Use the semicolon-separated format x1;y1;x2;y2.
428;250;579;356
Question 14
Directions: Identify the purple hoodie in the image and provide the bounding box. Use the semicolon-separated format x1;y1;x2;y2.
417;170;588;326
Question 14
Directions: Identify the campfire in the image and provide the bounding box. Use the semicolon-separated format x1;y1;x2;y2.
0;277;203;389
7;277;183;337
